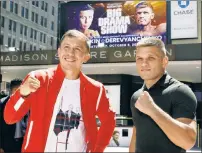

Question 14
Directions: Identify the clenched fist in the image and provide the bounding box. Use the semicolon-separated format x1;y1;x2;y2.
0;148;4;153
20;76;40;97
135;91;156;116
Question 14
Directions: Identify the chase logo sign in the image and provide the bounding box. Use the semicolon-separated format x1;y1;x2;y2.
178;0;190;8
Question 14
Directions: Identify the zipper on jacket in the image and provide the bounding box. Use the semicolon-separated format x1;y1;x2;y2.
24;121;34;150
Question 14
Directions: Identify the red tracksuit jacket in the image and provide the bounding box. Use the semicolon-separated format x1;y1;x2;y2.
4;64;115;152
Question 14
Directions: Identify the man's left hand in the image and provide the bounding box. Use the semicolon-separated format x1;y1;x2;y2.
135;91;156;116
0;148;4;153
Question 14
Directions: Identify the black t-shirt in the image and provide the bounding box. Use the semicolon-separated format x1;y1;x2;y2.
130;72;197;153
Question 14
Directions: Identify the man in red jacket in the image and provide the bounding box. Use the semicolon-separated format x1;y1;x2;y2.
4;30;115;152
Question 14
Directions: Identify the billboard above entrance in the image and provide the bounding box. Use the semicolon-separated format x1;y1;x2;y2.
59;1;170;48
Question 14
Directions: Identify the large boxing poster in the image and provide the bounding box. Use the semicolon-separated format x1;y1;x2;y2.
60;1;168;48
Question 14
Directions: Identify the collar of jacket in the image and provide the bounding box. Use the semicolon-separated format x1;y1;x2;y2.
55;64;88;87
47;63;89;115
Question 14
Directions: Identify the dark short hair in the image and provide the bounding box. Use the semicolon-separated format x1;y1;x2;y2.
79;4;94;12
59;29;90;53
10;78;22;91
135;1;154;12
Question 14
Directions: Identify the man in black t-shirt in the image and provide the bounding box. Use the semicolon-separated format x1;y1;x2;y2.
129;37;197;153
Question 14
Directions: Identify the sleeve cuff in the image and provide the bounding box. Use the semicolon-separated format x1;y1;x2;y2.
13;89;26;111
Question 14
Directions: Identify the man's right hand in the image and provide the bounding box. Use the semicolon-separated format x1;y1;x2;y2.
0;148;4;153
20;76;40;97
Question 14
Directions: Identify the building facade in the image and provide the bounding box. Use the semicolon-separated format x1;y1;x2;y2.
0;0;58;52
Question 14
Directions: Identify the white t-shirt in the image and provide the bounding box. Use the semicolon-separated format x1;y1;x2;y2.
45;78;87;152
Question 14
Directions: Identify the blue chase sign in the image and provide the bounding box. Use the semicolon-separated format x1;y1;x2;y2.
178;0;190;8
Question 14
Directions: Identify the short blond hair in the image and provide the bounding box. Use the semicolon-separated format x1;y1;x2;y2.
136;37;167;56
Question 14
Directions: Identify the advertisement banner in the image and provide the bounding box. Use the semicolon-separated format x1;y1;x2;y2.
171;0;198;39
60;1;168;48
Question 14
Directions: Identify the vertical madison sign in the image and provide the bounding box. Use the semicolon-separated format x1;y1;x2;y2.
0;46;175;66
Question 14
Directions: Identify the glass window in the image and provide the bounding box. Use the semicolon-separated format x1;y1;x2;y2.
34;30;37;40
40;32;43;42
12;38;15;47
35;13;38;23
36;1;39;7
20;24;23;34
10;1;14;12
23;42;26;51
3;1;7;9
33;46;36;50
41;1;44;10
19;41;22;51
45;2;48;12
50;37;53;46
32;12;34;22
8;37;11;47
1;16;5;27
14;3;18;14
30;28;33;38
40;16;43;26
51;21;54;31
9;20;12;30
13;21;16;32
0;34;4;45
32;1;35;5
44;18;47;27
52;6;54;16
21;6;24;17
25;8;29;19
30;44;32;51
24;26;27;36
43;34;46;43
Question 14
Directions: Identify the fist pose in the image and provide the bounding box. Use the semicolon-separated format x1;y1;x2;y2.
135;91;156;116
20;76;40;97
